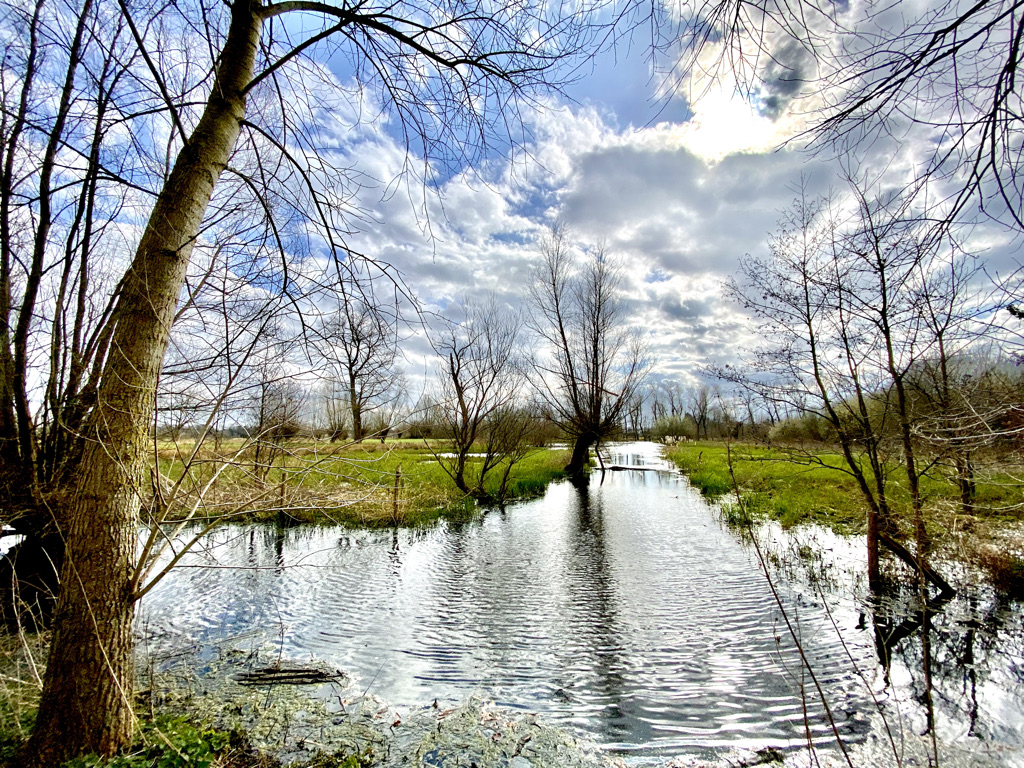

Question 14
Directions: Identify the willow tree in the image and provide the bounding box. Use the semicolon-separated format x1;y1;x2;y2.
528;228;649;478
429;298;528;497
0;0;608;761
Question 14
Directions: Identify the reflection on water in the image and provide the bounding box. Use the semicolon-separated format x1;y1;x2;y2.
139;443;1024;762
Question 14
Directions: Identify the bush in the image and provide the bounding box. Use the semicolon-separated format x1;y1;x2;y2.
768;413;837;445
651;415;697;441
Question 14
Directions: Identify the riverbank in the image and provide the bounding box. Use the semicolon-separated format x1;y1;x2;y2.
665;440;1024;593
154;440;570;527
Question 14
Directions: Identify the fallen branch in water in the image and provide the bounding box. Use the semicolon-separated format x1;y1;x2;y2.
235;666;345;686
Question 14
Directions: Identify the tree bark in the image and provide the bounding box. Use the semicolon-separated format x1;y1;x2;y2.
350;376;363;441
19;1;261;764
565;433;594;478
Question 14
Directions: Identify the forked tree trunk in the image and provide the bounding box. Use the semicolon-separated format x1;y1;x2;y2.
19;2;261;765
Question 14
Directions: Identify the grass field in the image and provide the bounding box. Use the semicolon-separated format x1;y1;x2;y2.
152;438;570;527
665;440;1024;534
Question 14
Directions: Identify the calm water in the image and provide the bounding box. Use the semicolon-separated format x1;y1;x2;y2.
139;443;1024;763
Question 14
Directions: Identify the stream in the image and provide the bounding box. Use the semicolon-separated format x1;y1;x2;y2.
139;442;1024;766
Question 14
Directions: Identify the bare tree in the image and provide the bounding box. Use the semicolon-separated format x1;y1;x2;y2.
318;377;352;441
688;384;711;439
624;390;647;439
528;227;649;479
429;299;528;498
315;290;401;442
665;379;685;416
247;367;307;484
726;178;971;595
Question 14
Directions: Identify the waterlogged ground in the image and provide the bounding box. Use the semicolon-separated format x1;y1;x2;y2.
139;443;1024;767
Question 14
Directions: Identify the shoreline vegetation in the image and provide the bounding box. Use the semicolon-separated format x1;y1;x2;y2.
664;439;1024;594
0;633;721;768
153;439;571;529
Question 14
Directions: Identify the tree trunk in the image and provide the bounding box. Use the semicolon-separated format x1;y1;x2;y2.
453;448;471;494
565;433;594;478
351;399;363;441
22;441;139;766
879;533;955;596
956;452;976;516
19;2;261;764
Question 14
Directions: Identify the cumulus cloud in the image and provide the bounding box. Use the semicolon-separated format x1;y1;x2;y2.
308;84;842;385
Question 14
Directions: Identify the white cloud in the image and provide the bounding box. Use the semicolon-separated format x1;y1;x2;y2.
281;31;1020;393
312;98;827;382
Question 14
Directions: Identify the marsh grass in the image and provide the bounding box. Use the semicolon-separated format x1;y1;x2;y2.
0;631;44;763
668;443;867;532
0;632;376;767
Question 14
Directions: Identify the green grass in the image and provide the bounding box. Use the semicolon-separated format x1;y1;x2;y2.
60;717;232;768
152;439;569;527
667;442;867;532
666;441;1024;540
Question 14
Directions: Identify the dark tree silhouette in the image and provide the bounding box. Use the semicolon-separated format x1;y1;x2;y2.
528;228;648;479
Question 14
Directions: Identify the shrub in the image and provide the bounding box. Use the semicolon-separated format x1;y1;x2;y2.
768;413;837;445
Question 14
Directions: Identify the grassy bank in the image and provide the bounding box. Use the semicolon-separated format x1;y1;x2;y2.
666;440;1024;589
667;442;873;532
154;440;570;528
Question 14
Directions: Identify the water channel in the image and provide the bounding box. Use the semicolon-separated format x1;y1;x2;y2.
139;443;1024;766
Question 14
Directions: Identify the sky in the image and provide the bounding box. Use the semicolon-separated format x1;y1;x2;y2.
286;5;1023;397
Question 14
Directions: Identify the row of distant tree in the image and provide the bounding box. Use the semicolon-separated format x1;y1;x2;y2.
171;336;1023;469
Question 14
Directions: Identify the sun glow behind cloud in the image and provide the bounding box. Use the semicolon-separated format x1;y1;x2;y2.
665;87;792;162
